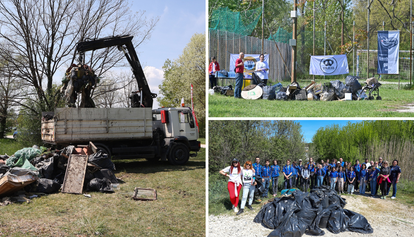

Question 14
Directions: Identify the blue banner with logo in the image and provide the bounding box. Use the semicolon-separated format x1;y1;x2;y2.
378;31;399;74
309;55;349;75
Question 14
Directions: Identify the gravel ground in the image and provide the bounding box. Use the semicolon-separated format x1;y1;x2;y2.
208;194;414;237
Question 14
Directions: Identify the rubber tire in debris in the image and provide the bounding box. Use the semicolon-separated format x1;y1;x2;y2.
376;96;382;100
168;143;189;165
94;143;112;159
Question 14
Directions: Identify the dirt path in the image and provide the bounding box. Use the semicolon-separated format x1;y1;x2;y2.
208;195;414;237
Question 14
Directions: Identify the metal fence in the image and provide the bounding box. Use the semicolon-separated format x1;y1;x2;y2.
209;29;292;82
356;49;412;81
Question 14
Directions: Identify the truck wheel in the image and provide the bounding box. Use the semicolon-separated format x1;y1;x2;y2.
168;143;189;165
94;143;112;159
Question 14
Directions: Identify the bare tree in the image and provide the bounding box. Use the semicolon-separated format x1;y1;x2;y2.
92;71;136;108
0;0;159;114
0;61;22;137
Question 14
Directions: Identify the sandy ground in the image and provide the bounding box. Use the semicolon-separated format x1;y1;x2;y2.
208;195;414;237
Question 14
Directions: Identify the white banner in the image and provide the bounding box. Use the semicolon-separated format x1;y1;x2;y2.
309;55;349;75
378;31;399;74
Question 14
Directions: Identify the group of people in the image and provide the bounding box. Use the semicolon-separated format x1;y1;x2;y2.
208;53;269;98
220;156;402;215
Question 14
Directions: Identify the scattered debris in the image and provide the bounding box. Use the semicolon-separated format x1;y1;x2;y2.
0;141;120;205
132;187;157;201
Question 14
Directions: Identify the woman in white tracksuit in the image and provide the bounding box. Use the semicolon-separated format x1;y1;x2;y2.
237;161;256;215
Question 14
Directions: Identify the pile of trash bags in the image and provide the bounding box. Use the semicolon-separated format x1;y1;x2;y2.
0;145;118;205
254;186;373;237
213;75;382;101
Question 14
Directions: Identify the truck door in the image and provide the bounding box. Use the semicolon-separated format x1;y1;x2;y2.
178;110;197;140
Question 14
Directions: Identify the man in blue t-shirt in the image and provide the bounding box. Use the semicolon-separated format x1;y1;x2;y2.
283;160;293;189
354;160;361;191
252;157;262;202
261;159;272;198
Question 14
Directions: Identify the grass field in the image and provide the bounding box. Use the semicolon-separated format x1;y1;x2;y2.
209;81;414;117
0;139;205;237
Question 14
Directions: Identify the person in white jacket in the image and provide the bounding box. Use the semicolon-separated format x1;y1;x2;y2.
254;54;269;85
301;164;311;192
219;158;243;212
237;161;256;215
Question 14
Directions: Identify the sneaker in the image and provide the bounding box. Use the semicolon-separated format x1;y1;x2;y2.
236;209;244;215
234;206;239;213
384;196;387;199
391;196;396;199
246;205;253;210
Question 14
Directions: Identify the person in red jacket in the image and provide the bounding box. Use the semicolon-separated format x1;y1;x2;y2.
209;57;220;89
234;52;244;98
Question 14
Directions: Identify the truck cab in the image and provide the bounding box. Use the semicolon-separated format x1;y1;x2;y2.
152;107;200;164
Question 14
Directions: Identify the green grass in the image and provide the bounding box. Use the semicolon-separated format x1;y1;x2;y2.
0;138;25;155
0;148;206;236
210;81;414;117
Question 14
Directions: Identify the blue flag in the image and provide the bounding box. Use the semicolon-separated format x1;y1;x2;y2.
309;55;349;75
377;31;399;74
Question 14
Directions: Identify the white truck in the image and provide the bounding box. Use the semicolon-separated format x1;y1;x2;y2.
41;35;200;165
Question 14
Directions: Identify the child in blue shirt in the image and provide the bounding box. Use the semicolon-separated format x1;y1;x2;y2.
329;167;338;190
347;166;356;194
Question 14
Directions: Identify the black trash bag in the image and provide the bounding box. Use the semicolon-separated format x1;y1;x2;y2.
345;76;362;94
220;85;233;95
276;92;287;100
344;209;374;234
87;177;114;193
263;203;276;229
252;72;263;85
30;156;44;166
36;157;54;179
88;150;116;171
36;178;61;193
93;168;118;184
327;207;350;234
295;89;307;100
280;87;287;92
269;205;307;237
330;80;348;99
254;205;266;223
53;170;66;185
263;86;276;100
0;164;10;175
255;175;265;196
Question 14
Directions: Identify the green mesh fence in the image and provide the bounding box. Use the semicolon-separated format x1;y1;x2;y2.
268;27;292;44
209;7;262;36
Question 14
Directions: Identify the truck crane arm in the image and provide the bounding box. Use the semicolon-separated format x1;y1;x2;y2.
74;35;156;108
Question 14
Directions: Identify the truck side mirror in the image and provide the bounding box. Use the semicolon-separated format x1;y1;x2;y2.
161;110;168;124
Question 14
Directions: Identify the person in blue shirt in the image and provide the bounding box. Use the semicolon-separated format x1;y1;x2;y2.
323;164;331;186
337;166;346;194
359;164;368;195
296;160;303;189
271;160;280;197
354;160;361;191
369;162;380;196
252;157;262;202
339;158;344;167
347;166;356;194
261;159;272;198
388;159;401;199
308;157;316;189
331;160;336;168
283;160;293;189
316;164;326;187
291;161;298;188
329;167;338;190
